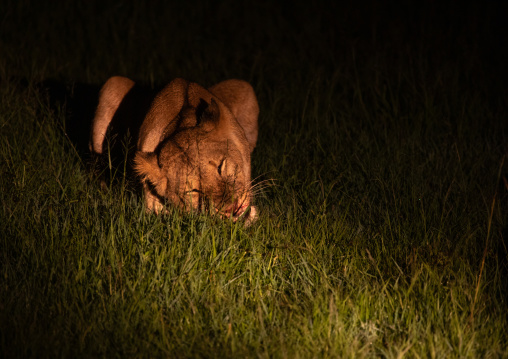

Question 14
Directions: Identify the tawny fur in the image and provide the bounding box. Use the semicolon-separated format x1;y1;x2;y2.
90;76;135;154
91;76;259;222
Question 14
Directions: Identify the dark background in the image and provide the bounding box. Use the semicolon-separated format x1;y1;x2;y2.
2;0;507;158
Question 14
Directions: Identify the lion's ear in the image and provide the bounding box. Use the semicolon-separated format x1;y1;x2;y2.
138;78;189;153
134;152;167;195
208;80;259;152
91;76;135;154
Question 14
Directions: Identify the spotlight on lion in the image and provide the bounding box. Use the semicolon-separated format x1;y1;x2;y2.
91;76;259;223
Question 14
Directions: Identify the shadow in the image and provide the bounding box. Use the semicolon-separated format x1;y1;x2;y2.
40;79;100;157
39;79;159;184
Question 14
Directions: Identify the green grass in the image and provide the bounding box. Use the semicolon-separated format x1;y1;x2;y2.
1;0;507;357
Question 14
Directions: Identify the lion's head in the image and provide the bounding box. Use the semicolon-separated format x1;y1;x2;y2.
91;77;259;222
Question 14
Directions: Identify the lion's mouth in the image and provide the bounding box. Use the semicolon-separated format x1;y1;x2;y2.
217;200;255;222
175;190;257;223
221;199;243;217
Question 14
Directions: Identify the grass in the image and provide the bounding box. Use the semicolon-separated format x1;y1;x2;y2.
1;0;507;357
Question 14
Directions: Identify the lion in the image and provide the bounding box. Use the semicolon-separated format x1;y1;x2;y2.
90;76;259;223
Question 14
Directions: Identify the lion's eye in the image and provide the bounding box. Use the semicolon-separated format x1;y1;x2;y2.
217;159;225;176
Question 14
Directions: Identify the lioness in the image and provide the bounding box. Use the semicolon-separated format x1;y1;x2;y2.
90;76;259;222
